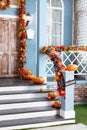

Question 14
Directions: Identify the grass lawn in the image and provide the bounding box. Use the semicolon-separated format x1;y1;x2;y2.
74;104;87;125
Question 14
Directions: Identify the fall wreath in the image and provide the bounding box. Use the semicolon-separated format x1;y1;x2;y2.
0;0;10;10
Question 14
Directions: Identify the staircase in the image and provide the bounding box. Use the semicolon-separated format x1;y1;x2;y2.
0;84;71;130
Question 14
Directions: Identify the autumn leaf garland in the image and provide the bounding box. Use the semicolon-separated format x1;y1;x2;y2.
0;0;10;10
17;0;27;70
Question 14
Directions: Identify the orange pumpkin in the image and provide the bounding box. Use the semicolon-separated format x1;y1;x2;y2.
27;74;35;80
32;77;45;84
21;73;29;80
53;92;57;98
22;69;31;75
52;101;61;108
40;88;44;92
66;64;78;71
47;92;57;99
47;92;53;99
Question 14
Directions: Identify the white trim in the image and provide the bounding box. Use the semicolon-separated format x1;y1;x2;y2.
47;7;63;10
60;109;75;119
0;14;18;19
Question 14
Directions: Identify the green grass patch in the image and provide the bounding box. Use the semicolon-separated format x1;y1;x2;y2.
74;104;87;125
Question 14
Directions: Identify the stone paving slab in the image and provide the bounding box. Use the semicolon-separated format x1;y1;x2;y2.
34;123;87;130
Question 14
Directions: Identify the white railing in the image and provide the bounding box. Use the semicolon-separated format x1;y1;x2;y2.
46;51;87;76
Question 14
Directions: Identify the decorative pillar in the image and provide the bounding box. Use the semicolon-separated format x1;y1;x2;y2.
60;71;75;119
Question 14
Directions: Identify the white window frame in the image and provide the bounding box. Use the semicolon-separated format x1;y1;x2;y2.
46;0;64;77
47;0;64;46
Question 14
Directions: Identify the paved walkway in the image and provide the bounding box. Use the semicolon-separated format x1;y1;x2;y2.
35;123;87;130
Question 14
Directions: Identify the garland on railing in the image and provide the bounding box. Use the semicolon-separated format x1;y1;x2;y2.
0;0;10;10
17;0;27;73
41;46;66;97
41;45;80;97
41;45;87;53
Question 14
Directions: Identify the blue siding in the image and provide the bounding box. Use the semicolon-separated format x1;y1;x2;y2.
63;0;73;46
0;8;18;16
26;0;37;75
36;0;47;76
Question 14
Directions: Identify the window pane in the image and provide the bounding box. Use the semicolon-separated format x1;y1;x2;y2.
52;23;61;35
51;0;62;7
47;0;50;6
51;36;61;45
52;10;62;22
47;0;63;46
47;9;50;25
47;36;51;45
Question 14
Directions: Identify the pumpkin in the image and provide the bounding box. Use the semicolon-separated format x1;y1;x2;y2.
59;91;66;96
66;64;78;71
32;77;45;84
27;74;35;80
52;101;61;108
40;88;44;92
53;92;57;98
21;73;29;80
47;92;57;99
47;92;53;99
22;69;31;75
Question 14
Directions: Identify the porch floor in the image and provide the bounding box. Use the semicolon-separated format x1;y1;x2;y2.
0;77;38;87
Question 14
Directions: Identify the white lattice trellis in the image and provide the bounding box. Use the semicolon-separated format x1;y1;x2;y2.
46;51;87;76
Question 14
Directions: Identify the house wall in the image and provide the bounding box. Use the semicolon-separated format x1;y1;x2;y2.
0;0;73;76
26;0;37;75
75;84;87;102
63;0;73;46
0;7;17;16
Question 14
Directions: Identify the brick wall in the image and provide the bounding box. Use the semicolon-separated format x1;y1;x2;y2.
74;0;87;45
74;84;87;102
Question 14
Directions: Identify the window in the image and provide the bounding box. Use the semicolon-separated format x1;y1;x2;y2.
46;0;64;76
47;0;64;46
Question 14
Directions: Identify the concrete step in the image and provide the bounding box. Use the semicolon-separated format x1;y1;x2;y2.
0;93;48;100
0;96;59;104
0;109;59;121
0;89;58;100
0;106;59;115
0;98;60;110
0;115;75;130
0;88;56;95
0;85;48;92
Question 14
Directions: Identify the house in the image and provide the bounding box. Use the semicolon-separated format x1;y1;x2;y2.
0;0;87;129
